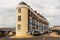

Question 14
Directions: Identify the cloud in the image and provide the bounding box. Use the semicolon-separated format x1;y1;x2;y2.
0;0;60;28
0;8;16;28
55;5;60;10
26;0;60;27
0;0;18;8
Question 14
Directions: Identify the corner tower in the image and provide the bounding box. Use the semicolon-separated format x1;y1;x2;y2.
16;2;29;36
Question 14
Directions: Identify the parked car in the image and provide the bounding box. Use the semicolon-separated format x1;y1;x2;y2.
57;30;60;35
32;30;40;36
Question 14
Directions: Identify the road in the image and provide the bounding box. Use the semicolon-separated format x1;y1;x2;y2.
0;33;60;40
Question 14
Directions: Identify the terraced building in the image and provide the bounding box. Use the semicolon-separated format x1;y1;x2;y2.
16;2;49;36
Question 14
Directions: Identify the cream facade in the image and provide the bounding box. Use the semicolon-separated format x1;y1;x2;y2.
16;2;49;36
16;5;28;36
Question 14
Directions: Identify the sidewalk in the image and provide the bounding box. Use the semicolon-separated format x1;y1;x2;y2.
49;32;60;37
10;35;33;38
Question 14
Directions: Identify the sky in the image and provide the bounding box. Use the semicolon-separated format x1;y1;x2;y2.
0;0;60;28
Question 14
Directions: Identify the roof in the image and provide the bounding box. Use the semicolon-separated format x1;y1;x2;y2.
19;2;27;5
19;2;30;7
0;28;15;31
54;26;60;27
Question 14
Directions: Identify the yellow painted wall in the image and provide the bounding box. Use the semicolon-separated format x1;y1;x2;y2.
16;6;28;36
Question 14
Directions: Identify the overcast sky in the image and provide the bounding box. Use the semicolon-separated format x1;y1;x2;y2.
0;0;60;28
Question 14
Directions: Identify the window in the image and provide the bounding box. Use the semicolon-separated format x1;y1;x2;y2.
18;8;21;13
29;11;32;17
29;22;32;25
18;16;21;21
18;24;21;30
30;12;32;16
32;27;35;29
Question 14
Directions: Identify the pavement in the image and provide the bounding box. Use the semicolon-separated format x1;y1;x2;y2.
49;32;60;37
10;35;33;38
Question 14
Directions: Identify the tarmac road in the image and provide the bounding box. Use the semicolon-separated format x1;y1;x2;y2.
0;35;44;40
0;33;60;40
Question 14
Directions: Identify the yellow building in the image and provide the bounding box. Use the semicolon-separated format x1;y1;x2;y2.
16;2;49;36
